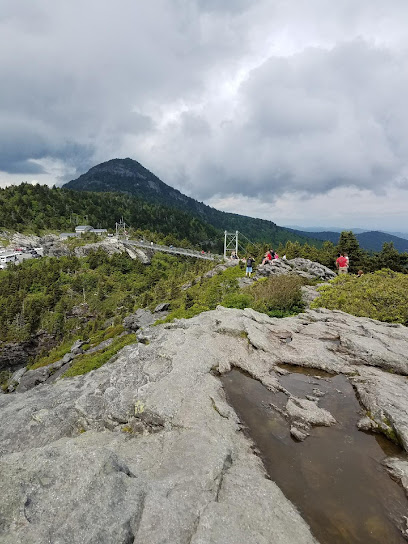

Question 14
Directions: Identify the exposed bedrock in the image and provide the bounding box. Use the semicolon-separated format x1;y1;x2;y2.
1;306;408;543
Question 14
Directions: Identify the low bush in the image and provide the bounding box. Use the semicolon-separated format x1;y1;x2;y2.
248;275;305;314
311;269;408;324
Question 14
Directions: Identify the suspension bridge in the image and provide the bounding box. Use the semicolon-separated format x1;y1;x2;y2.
115;228;255;262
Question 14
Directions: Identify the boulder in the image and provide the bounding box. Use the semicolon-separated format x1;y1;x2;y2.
16;358;66;393
68;303;91;318
6;367;27;392
70;339;87;355
256;259;293;278
287;258;336;281
62;352;74;364
301;285;321;307
256;258;336;282
123;309;156;331
286;397;336;427
154;303;170;313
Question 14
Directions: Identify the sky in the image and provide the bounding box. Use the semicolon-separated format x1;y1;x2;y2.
1;0;408;232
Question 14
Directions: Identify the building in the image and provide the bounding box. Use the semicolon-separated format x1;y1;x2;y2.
90;229;108;235
73;226;108;236
75;225;93;234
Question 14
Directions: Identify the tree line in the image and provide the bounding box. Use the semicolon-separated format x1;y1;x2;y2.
246;231;408;274
0;183;221;250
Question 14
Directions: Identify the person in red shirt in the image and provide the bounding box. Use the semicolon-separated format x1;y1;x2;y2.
336;253;348;274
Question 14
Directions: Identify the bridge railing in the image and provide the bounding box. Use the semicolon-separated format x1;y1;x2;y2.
125;239;224;261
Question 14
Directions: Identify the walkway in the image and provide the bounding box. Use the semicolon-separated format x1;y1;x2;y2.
123;239;223;261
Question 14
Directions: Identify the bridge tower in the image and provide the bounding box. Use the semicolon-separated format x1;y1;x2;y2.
115;217;128;239
224;230;239;259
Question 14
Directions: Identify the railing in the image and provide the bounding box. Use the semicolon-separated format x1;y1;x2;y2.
124;240;224;261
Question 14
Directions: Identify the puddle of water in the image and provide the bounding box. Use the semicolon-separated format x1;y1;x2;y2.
221;368;408;544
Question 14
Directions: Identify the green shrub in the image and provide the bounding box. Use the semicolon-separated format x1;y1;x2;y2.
222;292;254;310
30;338;76;369
88;324;125;345
63;333;137;377
311;269;408;324
248;275;305;314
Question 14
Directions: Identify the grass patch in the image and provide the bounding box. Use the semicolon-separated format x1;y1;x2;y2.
63;333;137;377
30;339;76;370
311;269;408;324
88;324;125;345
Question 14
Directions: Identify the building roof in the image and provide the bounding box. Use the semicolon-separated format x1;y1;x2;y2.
75;225;93;231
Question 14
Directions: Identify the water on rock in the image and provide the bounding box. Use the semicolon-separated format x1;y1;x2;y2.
222;367;408;544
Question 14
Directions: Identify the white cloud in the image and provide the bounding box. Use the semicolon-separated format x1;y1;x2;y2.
1;0;408;229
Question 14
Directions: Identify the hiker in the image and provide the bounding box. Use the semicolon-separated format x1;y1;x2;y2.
262;248;275;265
246;256;255;277
274;252;279;259
336;253;348;275
357;270;364;277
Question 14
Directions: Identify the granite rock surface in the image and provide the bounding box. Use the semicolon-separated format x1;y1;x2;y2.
1;306;408;543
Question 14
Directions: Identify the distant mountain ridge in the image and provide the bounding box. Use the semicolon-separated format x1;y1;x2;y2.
63;158;321;247
291;229;408;253
286;225;408;242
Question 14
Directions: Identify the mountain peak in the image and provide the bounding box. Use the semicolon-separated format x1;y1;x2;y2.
63;158;324;246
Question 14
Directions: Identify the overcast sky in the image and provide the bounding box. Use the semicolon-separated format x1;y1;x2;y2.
1;0;408;231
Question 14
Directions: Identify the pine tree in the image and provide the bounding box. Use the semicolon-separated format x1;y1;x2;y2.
336;231;364;273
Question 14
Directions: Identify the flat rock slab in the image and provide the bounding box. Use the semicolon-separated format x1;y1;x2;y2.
1;305;408;543
287;397;336;427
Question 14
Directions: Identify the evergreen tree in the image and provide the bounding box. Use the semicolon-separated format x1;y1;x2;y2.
336;231;364;273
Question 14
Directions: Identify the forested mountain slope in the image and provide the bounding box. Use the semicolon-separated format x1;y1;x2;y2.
64;158;321;246
0;184;220;247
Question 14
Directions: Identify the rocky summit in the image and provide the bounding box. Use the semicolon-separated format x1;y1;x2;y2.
1;306;408;543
